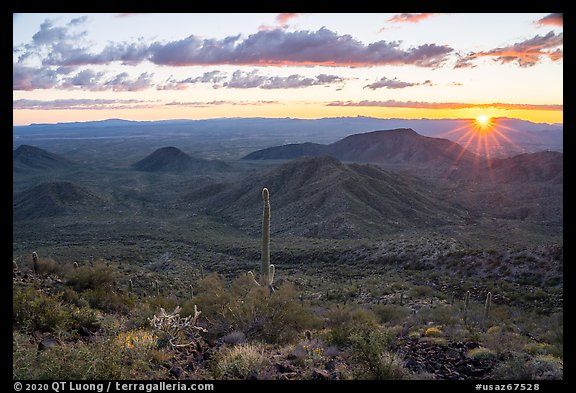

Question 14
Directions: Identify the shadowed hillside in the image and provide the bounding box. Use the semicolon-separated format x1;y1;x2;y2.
13;181;109;221
133;146;230;172
13;145;75;172
476;151;563;184
191;156;465;239
243;129;484;172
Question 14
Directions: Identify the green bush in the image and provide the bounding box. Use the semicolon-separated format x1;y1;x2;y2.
325;305;380;347
82;288;134;314
231;282;319;344
373;304;409;324
13;332;163;380
13;287;71;333
468;347;497;361
65;263;115;292
211;343;269;379
348;328;409;379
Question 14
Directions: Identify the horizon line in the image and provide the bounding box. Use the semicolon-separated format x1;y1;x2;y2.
12;115;564;128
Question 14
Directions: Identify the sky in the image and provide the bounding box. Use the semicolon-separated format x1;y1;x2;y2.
13;13;563;126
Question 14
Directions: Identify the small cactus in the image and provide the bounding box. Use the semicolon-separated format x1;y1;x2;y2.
200;265;205;280
484;291;492;320
189;284;194;298
400;291;404;306
13;260;18;271
463;290;470;324
154;280;160;296
248;187;275;292
32;252;39;273
129;279;134;293
73;262;79;269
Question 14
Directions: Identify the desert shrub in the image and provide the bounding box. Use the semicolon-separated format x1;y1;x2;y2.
13;287;71;333
482;328;526;354
492;354;563;380
324;305;380;347
410;285;434;298
290;338;328;368
211;343;269;379
231;282;319;344
524;342;553;356
468;347;497;361
348;328;409;380
14;329;169;380
424;304;460;326
424;327;443;337
82;288;134;314
65;263;115;292
191;273;233;338
372;304;409;324
526;355;563;380
35;257;61;275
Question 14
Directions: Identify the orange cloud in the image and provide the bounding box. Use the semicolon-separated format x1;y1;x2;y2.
455;31;563;68
387;13;444;24
536;13;562;27
276;13;303;25
326;100;563;111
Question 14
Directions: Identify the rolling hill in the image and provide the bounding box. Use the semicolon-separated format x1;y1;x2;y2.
132;146;230;172
243;128;484;173
13;144;75;172
192;156;465;239
13;181;109;221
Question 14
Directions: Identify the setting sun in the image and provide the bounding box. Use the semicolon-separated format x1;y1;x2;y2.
473;115;494;132
477;115;489;124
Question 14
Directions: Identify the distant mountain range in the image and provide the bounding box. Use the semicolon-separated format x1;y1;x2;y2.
243;128;483;172
192;156;465;239
132;146;230;172
13;144;75;172
14;116;562;157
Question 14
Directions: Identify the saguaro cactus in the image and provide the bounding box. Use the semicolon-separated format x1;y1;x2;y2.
248;187;275;292
463;290;470;324
484;291;492;320
32;252;39;273
129;279;134;293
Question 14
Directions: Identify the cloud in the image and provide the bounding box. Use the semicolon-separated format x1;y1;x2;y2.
535;13;562;27
19;22;454;68
13;98;151;110
276;13;303;25
222;70;344;89
13;64;60;90
60;69;106;89
364;76;433;90
260;13;304;30
387;13;444;24
326;100;563;111
455;31;563;68
156;70;227;90
102;72;154;91
149;28;453;68
165;100;278;107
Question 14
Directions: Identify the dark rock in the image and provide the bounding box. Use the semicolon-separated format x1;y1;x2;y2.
38;336;59;351
465;342;479;349
169;366;183;379
78;326;92;337
325;359;337;371
275;362;296;373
